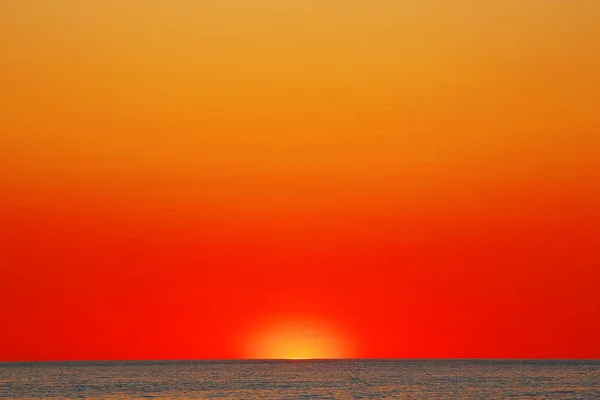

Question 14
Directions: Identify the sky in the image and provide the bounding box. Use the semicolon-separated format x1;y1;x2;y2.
1;1;599;361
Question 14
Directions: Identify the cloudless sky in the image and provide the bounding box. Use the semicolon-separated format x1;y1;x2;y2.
1;1;599;361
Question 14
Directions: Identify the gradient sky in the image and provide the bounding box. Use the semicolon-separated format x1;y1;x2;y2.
1;1;599;361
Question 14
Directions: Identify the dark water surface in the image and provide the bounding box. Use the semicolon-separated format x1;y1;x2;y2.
1;359;599;399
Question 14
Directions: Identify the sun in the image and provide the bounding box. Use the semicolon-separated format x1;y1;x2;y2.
243;315;353;360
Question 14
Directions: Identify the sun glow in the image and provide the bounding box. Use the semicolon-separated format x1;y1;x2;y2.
244;316;353;360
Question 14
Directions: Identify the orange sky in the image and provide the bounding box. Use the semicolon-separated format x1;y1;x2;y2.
1;1;599;361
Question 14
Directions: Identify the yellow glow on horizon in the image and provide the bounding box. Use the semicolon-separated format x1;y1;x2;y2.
243;316;353;360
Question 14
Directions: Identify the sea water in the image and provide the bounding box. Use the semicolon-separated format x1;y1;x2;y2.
1;359;599;399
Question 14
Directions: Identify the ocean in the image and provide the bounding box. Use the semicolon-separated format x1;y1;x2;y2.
1;359;599;399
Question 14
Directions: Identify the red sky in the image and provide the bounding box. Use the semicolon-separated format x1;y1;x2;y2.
1;1;599;361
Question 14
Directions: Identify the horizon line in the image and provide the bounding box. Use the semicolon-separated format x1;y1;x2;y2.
2;357;599;364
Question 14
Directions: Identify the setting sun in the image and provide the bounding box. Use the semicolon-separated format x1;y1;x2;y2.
243;316;353;360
